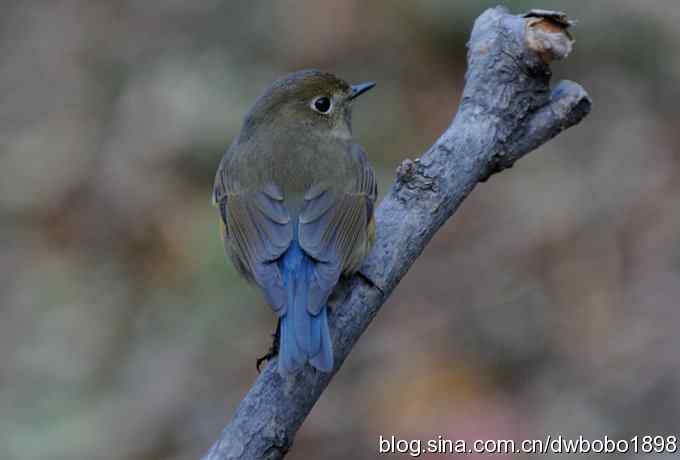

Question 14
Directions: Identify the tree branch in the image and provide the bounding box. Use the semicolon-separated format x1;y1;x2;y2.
202;7;591;460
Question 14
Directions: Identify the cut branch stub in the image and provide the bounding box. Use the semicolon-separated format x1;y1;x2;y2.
525;9;575;63
459;7;585;180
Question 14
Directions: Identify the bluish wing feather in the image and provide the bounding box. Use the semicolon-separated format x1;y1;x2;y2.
223;184;293;314
298;144;377;315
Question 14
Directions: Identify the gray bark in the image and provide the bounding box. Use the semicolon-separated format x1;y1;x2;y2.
202;7;591;460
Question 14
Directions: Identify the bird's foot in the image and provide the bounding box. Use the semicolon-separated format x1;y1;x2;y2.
256;320;281;372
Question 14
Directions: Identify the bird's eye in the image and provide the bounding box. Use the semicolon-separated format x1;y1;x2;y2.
311;96;332;114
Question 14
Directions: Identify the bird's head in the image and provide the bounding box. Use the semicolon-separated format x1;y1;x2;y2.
241;69;375;141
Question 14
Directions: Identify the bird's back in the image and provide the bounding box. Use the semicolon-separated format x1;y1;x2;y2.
225;122;358;216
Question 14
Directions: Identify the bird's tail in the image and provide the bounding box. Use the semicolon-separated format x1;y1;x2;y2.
277;240;333;375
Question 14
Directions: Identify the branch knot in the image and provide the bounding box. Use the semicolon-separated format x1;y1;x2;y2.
395;158;438;201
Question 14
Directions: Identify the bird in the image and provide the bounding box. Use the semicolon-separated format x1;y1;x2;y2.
212;70;377;376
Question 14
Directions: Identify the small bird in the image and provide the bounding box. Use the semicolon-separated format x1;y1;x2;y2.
213;70;377;375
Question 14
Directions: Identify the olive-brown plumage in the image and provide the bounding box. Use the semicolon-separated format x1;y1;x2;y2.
213;70;376;375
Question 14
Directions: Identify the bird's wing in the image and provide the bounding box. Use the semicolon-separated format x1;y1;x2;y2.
213;154;293;313
212;142;233;209
298;144;377;314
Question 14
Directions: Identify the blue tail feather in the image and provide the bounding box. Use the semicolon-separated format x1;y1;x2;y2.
309;307;333;371
277;239;333;375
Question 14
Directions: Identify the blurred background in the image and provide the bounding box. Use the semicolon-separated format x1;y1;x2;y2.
2;1;679;459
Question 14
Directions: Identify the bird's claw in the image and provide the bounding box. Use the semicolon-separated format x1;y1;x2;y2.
255;344;278;372
256;320;281;373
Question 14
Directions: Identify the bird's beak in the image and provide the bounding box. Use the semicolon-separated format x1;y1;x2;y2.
349;81;376;100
